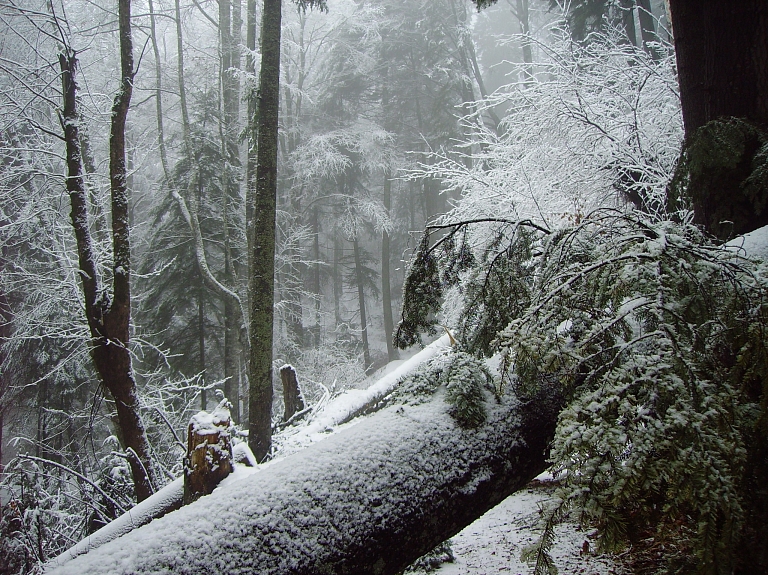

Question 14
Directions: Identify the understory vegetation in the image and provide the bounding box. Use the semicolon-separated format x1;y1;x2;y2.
2;0;767;573
394;16;768;575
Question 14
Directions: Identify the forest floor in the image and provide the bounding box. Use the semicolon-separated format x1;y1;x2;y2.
408;476;629;575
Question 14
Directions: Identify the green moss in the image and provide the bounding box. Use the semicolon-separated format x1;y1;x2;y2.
668;117;768;240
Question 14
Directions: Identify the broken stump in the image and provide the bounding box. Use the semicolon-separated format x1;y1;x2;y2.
280;364;305;421
184;399;233;504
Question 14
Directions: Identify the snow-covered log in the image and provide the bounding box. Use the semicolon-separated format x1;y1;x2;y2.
46;385;561;575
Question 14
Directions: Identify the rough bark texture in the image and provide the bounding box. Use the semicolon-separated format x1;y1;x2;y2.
47;386;562;575
183;407;233;504
669;0;768;136
635;0;660;60
60;9;158;503
668;1;768;239
248;0;282;462
279;364;304;421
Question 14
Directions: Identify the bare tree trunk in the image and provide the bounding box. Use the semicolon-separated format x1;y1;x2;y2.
220;0;243;425
148;0;170;183
279;365;304;421
248;0;282;462
198;287;206;410
515;0;533;83
352;237;372;372
59;0;159;503
333;233;343;327
670;1;768;136
618;0;638;46
636;0;660;60
669;0;768;238
311;205;322;347
381;173;398;362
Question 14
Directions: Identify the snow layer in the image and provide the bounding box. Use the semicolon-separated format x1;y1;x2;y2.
48;478;183;566
411;482;626;575
726;224;768;261
44;380;556;575
274;334;451;454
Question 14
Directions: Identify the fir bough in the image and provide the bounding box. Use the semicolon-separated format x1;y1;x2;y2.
391;351;494;429
395;233;443;348
500;212;768;574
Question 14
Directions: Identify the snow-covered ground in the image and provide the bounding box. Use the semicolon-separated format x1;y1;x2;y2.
410;479;626;575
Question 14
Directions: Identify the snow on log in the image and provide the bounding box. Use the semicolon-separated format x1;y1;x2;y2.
45;383;561;575
48;478;184;565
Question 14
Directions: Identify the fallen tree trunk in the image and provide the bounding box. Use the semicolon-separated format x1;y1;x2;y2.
46;384;561;575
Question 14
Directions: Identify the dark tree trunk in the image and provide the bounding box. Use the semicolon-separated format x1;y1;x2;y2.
636;0;660;60
619;0;637;46
248;0;282;462
47;387;562;575
670;1;768;135
279;364;304;421
59;0;159;503
669;0;768;239
352;237;372;372
381;173;398;362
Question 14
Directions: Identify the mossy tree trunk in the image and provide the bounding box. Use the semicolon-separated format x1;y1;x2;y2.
248;0;282;462
668;0;768;240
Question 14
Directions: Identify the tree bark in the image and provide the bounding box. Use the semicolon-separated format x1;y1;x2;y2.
279;364;304;421
59;0;159;503
248;0;282;462
636;0;660;60
669;0;768;135
618;0;637;47
669;0;768;238
183;404;232;504
46;385;562;575
353;237;372;372
381;173;398;362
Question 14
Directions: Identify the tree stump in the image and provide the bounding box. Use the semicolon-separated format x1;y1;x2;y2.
183;399;233;504
280;364;304;421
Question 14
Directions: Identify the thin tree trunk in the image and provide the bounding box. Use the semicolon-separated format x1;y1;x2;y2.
636;0;660;60
59;1;159;502
618;0;637;47
248;0;282;462
220;0;242;424
515;0;533;84
311;205;322;347
148;0;170;183
352;237;372;373
381;174;398;362
174;0;190;146
198;287;206;410
333;233;343;328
